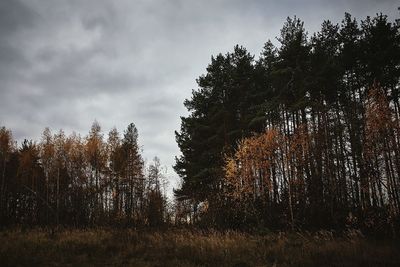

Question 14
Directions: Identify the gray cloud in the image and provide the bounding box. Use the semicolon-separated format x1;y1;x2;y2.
0;0;398;195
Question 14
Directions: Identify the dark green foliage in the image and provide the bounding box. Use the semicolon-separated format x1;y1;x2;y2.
147;190;164;227
174;46;257;201
174;12;400;231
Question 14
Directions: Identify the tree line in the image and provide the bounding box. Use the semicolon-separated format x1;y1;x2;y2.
0;122;170;228
174;12;400;233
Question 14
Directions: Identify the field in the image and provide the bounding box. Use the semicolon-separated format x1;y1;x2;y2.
0;229;399;266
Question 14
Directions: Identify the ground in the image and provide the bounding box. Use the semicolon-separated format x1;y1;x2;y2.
0;228;399;266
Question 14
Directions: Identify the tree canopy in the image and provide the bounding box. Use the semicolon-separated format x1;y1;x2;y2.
174;12;400;233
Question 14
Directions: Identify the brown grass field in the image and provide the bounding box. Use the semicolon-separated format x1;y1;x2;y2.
0;228;399;266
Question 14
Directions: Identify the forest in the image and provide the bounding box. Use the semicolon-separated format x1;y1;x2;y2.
1;10;400;267
174;12;400;235
0;122;171;227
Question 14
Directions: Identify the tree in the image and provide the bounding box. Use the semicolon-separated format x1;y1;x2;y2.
85;121;106;224
0;127;15;224
122;123;144;225
174;46;258;225
174;12;400;232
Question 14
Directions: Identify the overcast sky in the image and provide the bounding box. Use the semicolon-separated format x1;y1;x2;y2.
0;0;398;194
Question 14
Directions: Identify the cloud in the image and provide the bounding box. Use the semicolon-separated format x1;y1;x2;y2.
0;0;398;196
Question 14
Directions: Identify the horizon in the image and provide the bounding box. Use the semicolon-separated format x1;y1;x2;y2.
1;0;398;196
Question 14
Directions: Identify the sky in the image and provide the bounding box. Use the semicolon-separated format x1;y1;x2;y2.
0;0;398;195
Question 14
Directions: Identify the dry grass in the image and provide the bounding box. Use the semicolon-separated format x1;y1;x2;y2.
0;228;399;266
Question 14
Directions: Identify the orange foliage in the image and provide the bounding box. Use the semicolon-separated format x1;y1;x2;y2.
224;129;281;200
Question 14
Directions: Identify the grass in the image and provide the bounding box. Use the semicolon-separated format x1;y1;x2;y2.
0;228;399;266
